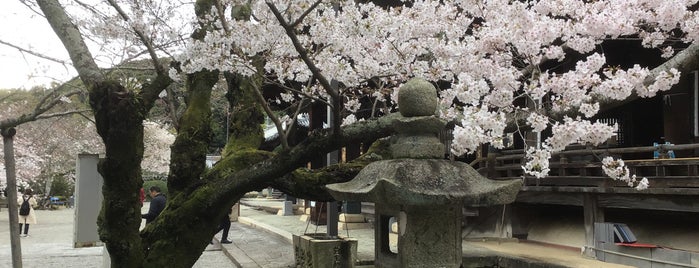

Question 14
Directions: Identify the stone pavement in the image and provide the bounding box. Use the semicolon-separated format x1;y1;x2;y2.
1;198;634;267
0;203;233;268
234;198;634;268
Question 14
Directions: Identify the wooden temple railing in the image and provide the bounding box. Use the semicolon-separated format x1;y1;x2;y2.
477;143;699;194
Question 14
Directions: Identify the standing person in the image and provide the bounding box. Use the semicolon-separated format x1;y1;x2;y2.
141;186;166;224
17;189;37;237
218;207;233;244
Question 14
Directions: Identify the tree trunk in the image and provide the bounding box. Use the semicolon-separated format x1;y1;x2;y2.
91;81;148;267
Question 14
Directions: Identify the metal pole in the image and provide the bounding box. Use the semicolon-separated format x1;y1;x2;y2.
2;127;23;268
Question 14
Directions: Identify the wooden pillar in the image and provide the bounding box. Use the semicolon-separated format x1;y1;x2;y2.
583;193;604;257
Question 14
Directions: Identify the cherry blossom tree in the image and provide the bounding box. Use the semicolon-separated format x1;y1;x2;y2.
0;85;91;266
142;120;175;175
0;88;92;189
28;0;699;266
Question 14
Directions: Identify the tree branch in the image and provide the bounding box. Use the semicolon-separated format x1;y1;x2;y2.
0;89;83;129
251;80;290;149
105;0;166;77
35;109;92;120
213;0;232;34
266;2;342;136
290;0;323;28
599;43;699;113
37;0;104;86
208;113;400;202
285;97;309;138
271;139;392;201
0;39;71;66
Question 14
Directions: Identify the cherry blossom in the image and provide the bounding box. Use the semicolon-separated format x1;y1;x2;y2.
142;120;175;175
601;156;649;190
167;0;698;187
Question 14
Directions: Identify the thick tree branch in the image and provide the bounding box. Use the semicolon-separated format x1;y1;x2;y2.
271;139;392;201
599;43;699;113
37;0;104;85
208;113;400;202
214;0;232;33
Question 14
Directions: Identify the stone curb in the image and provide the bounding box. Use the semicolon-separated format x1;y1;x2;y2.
217;237;260;268
237;216;294;243
217;216;294;268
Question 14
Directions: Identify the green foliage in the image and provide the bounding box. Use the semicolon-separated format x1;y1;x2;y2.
143;180;168;202
27;173;75;197
209;87;228;153
50;175;75;197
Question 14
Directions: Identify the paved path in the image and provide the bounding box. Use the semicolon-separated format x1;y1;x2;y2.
0;203;233;267
0;197;635;267
219;223;294;267
236;198;633;268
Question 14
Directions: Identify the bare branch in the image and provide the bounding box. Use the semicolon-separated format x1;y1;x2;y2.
265;78;332;106
214;0;232;34
0;92;18;103
266;1;342;136
251;79;290;150
285;97;309;138
35;109;92;120
18;0;46;18
290;0;323;28
105;0;166;76
0;40;71;66
0;89;83;129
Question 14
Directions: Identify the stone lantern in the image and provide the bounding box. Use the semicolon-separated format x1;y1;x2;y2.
326;78;521;268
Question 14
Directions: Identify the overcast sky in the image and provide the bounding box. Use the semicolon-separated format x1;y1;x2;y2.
1;1;76;90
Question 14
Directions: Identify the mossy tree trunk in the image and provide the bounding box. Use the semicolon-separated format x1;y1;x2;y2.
90;80;160;267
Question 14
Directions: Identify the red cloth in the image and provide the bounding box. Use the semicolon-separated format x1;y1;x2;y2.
139;188;145;205
615;242;659;248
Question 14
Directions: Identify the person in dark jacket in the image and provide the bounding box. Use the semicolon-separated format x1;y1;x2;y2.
218;207;233;243
141;186;166;224
211;206;233;244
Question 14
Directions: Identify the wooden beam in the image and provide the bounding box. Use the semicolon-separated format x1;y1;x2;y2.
516;192;583;206
516;191;699;212
520;185;699;195
598;194;699;213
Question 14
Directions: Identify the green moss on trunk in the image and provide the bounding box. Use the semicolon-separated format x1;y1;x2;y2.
272;139;392;201
89;80;147;267
222;71;264;156
168;70;217;192
141;187;235;268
